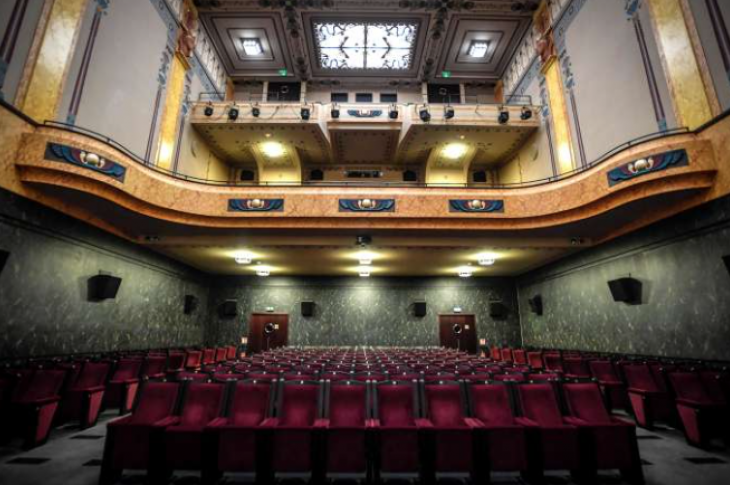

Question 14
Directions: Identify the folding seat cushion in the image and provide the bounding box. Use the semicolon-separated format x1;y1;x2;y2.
624;365;675;428
699;370;730;403
100;382;181;484
513;349;528;365
371;382;422;476
420;383;481;479
104;359;143;414
266;382;322;475
59;362;110;427
354;372;386;382
142;356;166;379
669;372;729;447
528;372;561;381
589;360;629;410
469;383;528;472
527;351;544;370
283;372;317;381
493;373;526;382
424;373;457;382
564;358;591;379
9;370;66;448
562;383;644;484
177;372;209;382
212;373;244;383
516;384;580;472
321;382;369;475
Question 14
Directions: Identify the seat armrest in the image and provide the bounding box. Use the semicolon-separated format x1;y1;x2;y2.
414;418;434;428
111;378;140;385
366;419;379;428
627;388;662;396
314;419;329;429
464;418;484;429
107;415;135;428
16;395;62;406
563;417;589;426
610;417;635;427
259;418;279;428
514;417;538;427
79;385;106;394
151;416;180;428
676;398;723;408
206;417;229;429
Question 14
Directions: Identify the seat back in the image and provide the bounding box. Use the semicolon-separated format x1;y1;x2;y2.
527;351;544;369
186;351;203;369
226;346;237;360
375;382;418;427
229;381;272;426
179;383;225;426
501;348;514;363
517;383;564;426
142;356;166;377
130;382;180;424
563;383;612;424
589;361;619;382
423;383;465;427
215;348;227;363
564;359;590;377
168;353;186;371
469;383;516;426
113;360;142;381
669;372;712;403
513;349;527;365
74;362;110;389
544;354;564;372
328;382;367;426
277;382;320;426
18;370;66;402
624;364;660;392
202;349;215;364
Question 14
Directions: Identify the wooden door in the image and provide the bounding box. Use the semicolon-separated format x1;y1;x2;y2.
439;314;478;354
248;313;289;353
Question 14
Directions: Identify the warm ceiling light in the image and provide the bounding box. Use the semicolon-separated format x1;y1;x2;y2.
255;263;271;277
478;254;497;266
355;250;377;266
234;251;254;265
242;38;263;56
468;40;489;58
442;143;468;160
357;266;372;277
260;141;285;158
458;265;474;278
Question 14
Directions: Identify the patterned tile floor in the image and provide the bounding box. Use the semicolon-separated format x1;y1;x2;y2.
0;410;728;485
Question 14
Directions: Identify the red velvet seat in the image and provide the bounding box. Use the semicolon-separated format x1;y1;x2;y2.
543;354;564;373
203;380;273;484
164;383;226;477
186;350;203;370
589;360;629;411
202;348;216;366
420;382;481;482
100;382;181;485
513;349;528;365
563;383;644;484
319;381;370;478
226;345;237;361
528;372;561;381
469;383;528;474
5;369;66;448
214;348;227;363
166;353;186;379
141;356;166;380
624;364;675;428
669;372;729;448
516;383;580;479
563;358;591;379
59;362;109;428
527;351;544;370
371;381;423;481
493;373;526;382
103;359;142;414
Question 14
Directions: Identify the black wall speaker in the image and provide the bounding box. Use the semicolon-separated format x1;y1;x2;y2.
219;299;238;318
301;301;314;317
528;295;543;316
88;274;122;301
723;255;730;275
472;171;487;183
184;295;198;315
403;170;417;182
489;302;508;319
267;82;301;102
240;170;255;181
608;277;643;305
0;250;8;276
310;169;324;181
414;301;427;318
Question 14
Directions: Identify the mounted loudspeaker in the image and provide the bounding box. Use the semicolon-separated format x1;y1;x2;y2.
489;302;508;319
301;301;314;317
528;295;543;316
414;301;427;318
403;170;417;182
310;169;324;181
219;300;238;318
88;274;122;301
608;277;642;305
184;295;198;315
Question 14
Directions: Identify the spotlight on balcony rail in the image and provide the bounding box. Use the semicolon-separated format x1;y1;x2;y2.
498;106;509;125
419;105;431;123
228;104;239;121
301;105;311;121
444;105;455;120
204;102;214;117
389;104;399;120
520;106;533;120
331;103;340;119
251;103;261;117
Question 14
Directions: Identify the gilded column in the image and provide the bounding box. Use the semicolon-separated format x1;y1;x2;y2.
14;0;89;121
154;0;197;171
645;0;718;129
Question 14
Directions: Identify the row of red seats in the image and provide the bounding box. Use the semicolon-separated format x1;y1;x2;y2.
100;377;645;485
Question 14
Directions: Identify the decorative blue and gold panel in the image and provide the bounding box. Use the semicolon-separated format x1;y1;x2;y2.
339;199;395;212
228;199;284;212
607;149;688;187
347;109;383;118
449;199;505;213
45;143;126;182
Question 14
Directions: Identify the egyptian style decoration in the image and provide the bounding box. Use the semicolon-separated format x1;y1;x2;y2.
607;149;688;187
45;143;126;182
228;198;284;212
449;199;505;213
339;199;396;212
346;110;383;118
177;0;199;60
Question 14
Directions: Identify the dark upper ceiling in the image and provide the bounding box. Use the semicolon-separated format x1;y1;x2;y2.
195;0;535;83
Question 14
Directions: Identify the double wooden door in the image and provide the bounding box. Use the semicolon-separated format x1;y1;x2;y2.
438;314;478;354
247;313;289;353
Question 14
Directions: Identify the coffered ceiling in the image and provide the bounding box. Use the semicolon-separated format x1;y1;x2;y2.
195;0;536;82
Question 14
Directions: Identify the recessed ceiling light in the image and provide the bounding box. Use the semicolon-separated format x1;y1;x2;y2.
354;250;377;266
468;40;489;58
242;38;263;56
358;266;372;277
442;143;468;160
256;263;271;277
478;256;496;266
458;265;474;278
234;251;254;265
260;141;286;158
